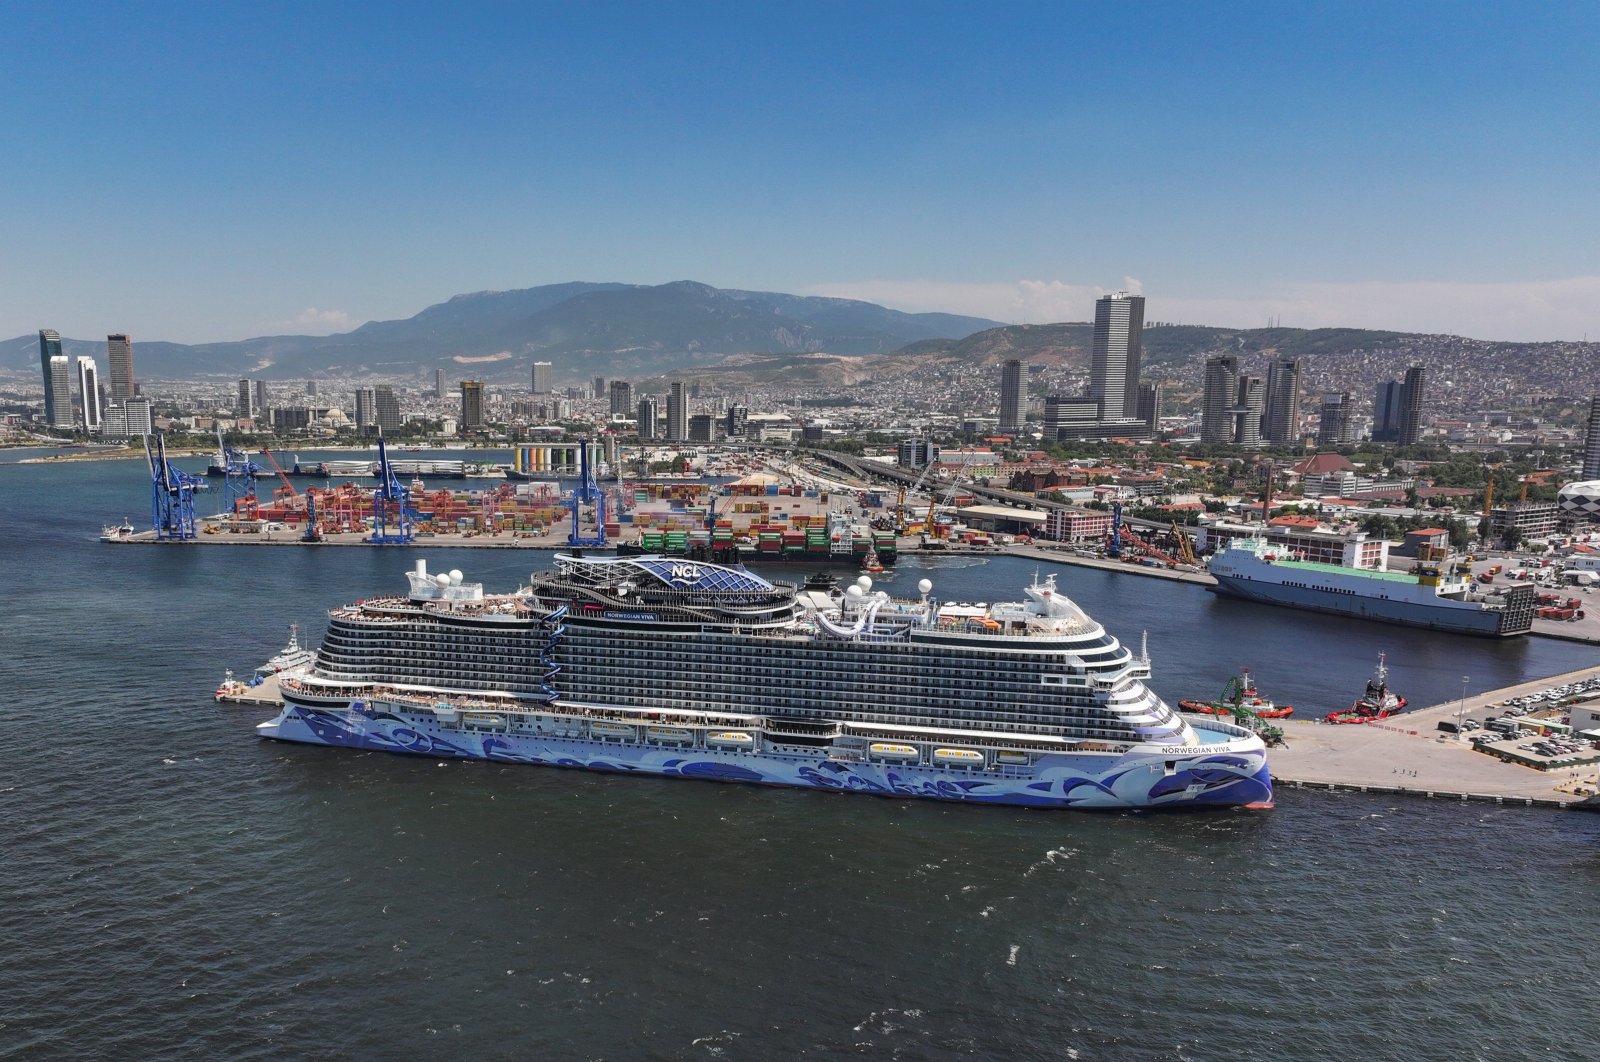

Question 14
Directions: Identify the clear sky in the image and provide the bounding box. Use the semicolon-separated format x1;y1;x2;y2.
4;1;1598;343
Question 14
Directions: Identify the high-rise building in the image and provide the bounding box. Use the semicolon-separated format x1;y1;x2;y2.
688;414;715;443
106;334;134;404
666;382;687;443
593;376;607;400
1317;393;1356;446
609;380;633;417
637;397;659;440
254;380;270;416
896;439;938;468
1372;380;1404;442
38;330;66;427
354;388;375;430
1201;355;1239;443
239;379;256;417
1135;381;1161;435
1396;365;1427;446
1233;376;1266;447
76;357;102;432
1583;395;1600;480
46;355;73;429
532;362;554;394
1263;358;1301;443
460;380;485;430
725;404;749;438
374;385;402;434
1044;396;1101;441
998;359;1025;431
1090;291;1145;420
306;379;319;398
435;368;446;400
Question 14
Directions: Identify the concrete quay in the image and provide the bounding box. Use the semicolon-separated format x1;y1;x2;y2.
1265;664;1600;809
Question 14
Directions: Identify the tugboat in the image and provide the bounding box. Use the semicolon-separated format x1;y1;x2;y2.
861;547;886;575
1179;666;1293;718
1325;653;1407;724
100;518;137;542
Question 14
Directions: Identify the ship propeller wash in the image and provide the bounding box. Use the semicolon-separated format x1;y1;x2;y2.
256;557;1273;810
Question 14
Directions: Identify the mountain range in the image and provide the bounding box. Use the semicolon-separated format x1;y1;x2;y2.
1;281;1003;382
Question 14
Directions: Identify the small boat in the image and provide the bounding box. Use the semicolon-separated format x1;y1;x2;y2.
253;623;316;680
1325;654;1408;724
100;519;137;542
214;668;246;702
1179;666;1294;719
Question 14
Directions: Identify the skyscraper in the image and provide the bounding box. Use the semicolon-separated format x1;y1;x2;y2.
1263;358;1301;443
1395;365;1427;446
1135;381;1161;435
76;357;102;432
38;330;65;427
1201;355;1239;443
354;388;375;430
609;380;633;417
637;397;659;440
1089;291;1145;420
460;380;485;430
254;380;270;417
306;379;319;398
46;354;73;429
374;385;402;434
593;376;607;400
1233;376;1266;447
435;368;446;400
532;362;554;394
1372;380;1404;442
1317;393;1356;446
1583;395;1600;480
725;404;749;438
666;382;687;442
106;334;134;404
998;359;1025;431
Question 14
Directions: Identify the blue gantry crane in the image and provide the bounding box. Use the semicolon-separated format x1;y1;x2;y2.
215;426;260;516
370;433;415;544
144;431;206;540
565;438;608;548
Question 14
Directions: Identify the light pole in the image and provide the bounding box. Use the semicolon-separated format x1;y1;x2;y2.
1458;675;1470;738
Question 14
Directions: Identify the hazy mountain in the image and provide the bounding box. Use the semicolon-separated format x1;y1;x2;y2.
2;281;1002;382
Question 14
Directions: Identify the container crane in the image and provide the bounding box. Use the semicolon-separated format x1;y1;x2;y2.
565;437;608;548
370;433;415;544
144;431;205;540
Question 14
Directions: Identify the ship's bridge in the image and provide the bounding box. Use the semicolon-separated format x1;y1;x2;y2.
553;554;777;597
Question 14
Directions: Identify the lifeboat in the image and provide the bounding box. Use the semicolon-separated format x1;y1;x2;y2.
706;731;754;748
933;747;985;764
589;721;636;737
460;713;507;728
645;725;693;743
868;743;919;760
996;750;1031;765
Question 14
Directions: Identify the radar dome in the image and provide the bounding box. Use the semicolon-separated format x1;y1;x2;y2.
448;569;464;585
918;579;933;595
845;584;864;600
1558;481;1600;520
434;573;451;588
856;576;873;591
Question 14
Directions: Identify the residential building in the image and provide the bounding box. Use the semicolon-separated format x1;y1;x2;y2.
688;414;715;443
637;397;659;440
1135;381;1161;435
354;388;376;430
896;439;938;468
1396;365;1427;445
725;404;748;438
532;361;554;394
106;334;134;404
1584;395;1600;480
460;380;485;430
1317;392;1357;446
593;376;607;400
998;359;1025;431
76;357;102;432
254;380;269;416
102;396;153;438
666;382;687;443
1089;291;1144;420
1044;396;1101;441
374;385;402;434
47;355;73;429
1201;355;1239;443
435;368;446;400
609;380;633;417
1263;358;1301;443
1233;376;1266;447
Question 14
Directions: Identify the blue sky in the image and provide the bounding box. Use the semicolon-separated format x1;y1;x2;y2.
4;1;1598;342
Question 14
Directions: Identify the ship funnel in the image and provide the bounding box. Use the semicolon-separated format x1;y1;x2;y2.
415;559;428;578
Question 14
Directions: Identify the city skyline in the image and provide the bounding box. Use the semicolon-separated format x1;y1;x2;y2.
5;3;1600;344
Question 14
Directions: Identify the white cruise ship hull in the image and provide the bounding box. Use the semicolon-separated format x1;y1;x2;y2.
258;698;1273;811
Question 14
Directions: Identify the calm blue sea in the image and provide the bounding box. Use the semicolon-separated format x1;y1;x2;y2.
3;450;1599;1060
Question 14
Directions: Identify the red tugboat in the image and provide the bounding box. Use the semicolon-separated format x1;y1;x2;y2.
1179;666;1294;719
1325;653;1408;724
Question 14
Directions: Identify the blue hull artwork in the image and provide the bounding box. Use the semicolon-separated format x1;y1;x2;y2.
261;706;1274;811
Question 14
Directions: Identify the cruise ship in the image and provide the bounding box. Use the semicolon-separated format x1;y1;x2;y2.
255;556;1273;810
1208;537;1534;637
